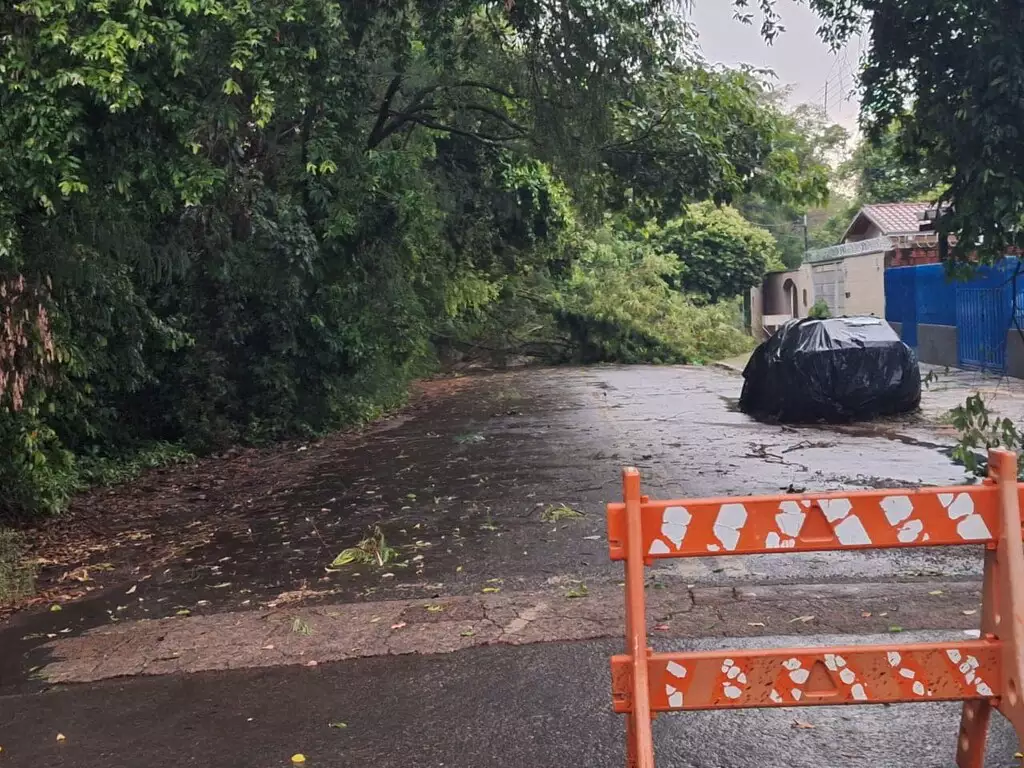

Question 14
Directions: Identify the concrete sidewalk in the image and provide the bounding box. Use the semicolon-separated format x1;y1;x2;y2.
918;364;1024;424
2;632;1015;768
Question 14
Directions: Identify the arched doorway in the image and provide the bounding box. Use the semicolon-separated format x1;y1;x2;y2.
782;279;799;318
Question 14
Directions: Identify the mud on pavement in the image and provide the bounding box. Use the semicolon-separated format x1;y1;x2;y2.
0;363;1000;689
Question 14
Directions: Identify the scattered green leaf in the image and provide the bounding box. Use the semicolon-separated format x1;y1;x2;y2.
330;526;398;568
541;503;585;522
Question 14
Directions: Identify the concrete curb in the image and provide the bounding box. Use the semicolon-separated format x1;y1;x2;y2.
35;580;983;685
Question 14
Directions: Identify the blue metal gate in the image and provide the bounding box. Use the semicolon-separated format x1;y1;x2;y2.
955;259;1017;372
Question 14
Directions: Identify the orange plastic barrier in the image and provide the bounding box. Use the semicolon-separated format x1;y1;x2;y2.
606;449;1024;768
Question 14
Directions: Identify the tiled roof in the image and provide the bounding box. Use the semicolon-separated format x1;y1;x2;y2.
855;202;934;236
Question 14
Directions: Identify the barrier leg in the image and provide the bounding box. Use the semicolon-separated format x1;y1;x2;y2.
622;468;654;768
955;548;996;768
958;450;1024;767
625;716;638;768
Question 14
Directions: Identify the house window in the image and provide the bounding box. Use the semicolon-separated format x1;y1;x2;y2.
803;289;808;307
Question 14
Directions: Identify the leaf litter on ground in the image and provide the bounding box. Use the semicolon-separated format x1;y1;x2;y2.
541;503;585;523
330;526;398;568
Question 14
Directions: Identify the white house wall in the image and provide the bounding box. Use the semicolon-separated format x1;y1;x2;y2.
809;252;885;318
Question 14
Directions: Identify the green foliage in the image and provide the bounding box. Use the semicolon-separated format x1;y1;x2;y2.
76;443;195;488
808;299;831;319
0;0;828;517
444;223;755;367
331;526;399;568
655;202;779;303
807;121;947;253
734;100;844;268
947;394;1024;479
842;124;942;206
807;0;1024;263
553;226;753;364
604;70;832;221
541;503;585;522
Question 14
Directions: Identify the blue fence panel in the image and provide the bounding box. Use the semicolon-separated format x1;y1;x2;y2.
955;258;1017;372
884;256;1022;370
914;264;957;326
884;266;918;347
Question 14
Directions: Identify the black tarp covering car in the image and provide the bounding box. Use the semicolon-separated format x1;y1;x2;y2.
740;316;921;423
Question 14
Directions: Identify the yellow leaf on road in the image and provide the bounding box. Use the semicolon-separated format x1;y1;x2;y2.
291;754;306;764
56;733;66;742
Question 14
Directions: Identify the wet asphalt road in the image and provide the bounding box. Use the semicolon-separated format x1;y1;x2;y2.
2;364;1016;766
2;633;1016;768
0;366;988;686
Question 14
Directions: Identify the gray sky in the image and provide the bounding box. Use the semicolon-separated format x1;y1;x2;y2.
687;0;864;132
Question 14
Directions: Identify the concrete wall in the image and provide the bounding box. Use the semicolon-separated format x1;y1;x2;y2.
841;251;886;316
749;285;763;337
895;325;1024;379
810;260;844;315
1007;330;1024;378
899;324;1024;378
917;324;958;368
761;266;813;316
750;265;815;341
809;252;885;317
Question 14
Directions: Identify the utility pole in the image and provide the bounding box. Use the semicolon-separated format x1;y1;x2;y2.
803;213;809;254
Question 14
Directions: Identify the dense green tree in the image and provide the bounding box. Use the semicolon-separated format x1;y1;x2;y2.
843;123;940;205
0;0;833;516
601;69;830;221
801;0;1024;262
734;101;846;267
654;202;780;303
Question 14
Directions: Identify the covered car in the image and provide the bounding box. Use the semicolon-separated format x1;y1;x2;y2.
740;316;921;423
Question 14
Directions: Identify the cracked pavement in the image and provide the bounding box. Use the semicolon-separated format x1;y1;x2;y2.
32;581;986;684
2;364;1022;766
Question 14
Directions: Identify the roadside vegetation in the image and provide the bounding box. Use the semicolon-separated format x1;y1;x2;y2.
0;0;837;523
2;0;1019;556
0;530;34;605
